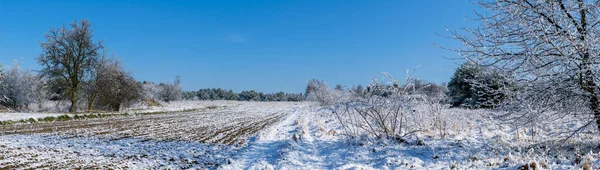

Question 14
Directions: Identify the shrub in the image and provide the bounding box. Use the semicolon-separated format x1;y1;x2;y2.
42;116;55;122
56;115;72;121
447;62;513;108
327;73;458;141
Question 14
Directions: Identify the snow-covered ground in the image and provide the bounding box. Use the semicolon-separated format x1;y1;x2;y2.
125;100;235;113
0;134;237;169
1;101;599;169
0;100;232;122
224;103;600;169
0;101;308;169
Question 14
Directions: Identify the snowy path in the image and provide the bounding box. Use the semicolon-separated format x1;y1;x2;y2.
221;104;371;169
222;104;327;169
222;104;455;170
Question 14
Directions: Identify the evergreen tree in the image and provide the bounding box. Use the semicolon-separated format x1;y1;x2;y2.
447;62;511;108
334;84;343;91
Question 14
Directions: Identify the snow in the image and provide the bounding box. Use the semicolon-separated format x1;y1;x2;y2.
0;134;236;169
224;103;600;169
0;100;232;122
1;101;600;169
125;100;233;113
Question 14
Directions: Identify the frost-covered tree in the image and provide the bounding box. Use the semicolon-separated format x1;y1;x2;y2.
239;90;260;101
140;78;183;103
0;62;38;109
352;85;364;97
334;84;343;91
158;76;182;102
38;19;104;113
226;90;239;100
447;0;600;130
447;63;479;107
30;77;49;109
184;88;302;101
142;82;162;102
0;63;5;103
305;79;334;105
0;63;3;80
416;83;446;100
447;62;511;108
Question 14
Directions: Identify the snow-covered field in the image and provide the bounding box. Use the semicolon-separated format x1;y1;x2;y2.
0;100;234;122
124;100;236;113
0;101;306;169
0;101;599;169
225;105;600;169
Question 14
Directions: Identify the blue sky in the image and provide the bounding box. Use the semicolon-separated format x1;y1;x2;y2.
0;0;477;93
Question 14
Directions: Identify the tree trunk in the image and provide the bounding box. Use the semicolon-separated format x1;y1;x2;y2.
110;102;120;112
581;58;600;131
69;85;78;113
585;69;600;130
87;91;97;111
589;94;600;131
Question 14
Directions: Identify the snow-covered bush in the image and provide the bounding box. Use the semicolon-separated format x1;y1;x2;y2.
305;79;334;105
305;79;348;106
327;73;454;141
142;82;162;102
159;76;182;102
329;93;418;139
447;62;513;108
141;76;182;103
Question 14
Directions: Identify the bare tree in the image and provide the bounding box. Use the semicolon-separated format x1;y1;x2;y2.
38;19;103;113
445;0;600;131
94;59;142;111
83;53;111;111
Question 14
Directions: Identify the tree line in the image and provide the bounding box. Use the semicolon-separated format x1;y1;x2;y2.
0;19;184;112
305;77;449;106
303;65;511;110
182;88;304;102
0;19;309;113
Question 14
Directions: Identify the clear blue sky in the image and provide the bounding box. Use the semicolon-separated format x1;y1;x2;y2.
0;0;477;93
